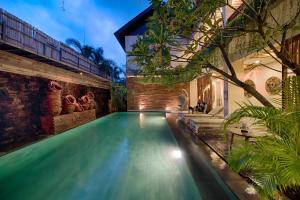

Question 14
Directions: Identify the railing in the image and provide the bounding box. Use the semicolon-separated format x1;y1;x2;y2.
286;34;300;66
0;8;110;80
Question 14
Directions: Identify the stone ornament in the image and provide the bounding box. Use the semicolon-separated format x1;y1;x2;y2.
44;81;62;116
86;92;96;109
265;76;281;95
62;95;76;113
244;79;256;98
79;95;91;110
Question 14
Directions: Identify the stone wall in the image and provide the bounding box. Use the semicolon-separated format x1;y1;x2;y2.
127;77;190;111
59;82;110;116
0;71;110;150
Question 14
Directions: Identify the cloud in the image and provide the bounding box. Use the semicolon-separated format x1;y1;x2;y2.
84;9;125;65
31;7;73;41
64;0;85;11
57;0;126;65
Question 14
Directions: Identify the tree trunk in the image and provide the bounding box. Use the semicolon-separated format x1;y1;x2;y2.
216;45;274;107
237;79;274;107
207;63;274;107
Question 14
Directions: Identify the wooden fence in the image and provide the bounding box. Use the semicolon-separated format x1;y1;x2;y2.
0;8;110;79
286;34;300;66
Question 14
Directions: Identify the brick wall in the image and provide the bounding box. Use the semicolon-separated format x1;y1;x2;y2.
59;82;110;116
0;71;110;150
127;77;190;111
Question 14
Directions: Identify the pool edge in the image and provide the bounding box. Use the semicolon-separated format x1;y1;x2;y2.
0;112;118;157
165;113;260;200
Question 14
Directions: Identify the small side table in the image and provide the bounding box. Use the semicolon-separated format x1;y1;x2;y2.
228;128;268;150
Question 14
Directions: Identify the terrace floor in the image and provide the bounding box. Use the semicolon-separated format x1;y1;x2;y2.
166;113;260;200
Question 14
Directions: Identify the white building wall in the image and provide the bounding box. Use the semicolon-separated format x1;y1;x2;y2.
189;79;198;107
228;59;282;114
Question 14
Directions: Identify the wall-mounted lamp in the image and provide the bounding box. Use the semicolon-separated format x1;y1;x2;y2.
254;60;261;65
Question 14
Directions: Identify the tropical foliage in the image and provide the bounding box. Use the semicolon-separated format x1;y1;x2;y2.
66;38;125;82
111;83;127;111
224;76;300;199
129;0;300;107
66;38;95;59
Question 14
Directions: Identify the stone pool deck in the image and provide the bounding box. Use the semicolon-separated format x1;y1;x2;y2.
166;113;260;200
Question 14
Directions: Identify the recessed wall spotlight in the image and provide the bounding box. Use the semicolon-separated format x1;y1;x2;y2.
79;72;83;75
139;105;144;110
254;60;261;65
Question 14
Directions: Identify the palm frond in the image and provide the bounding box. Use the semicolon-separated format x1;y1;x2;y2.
283;76;300;111
65;38;82;52
226;76;300;198
81;45;94;59
92;47;104;64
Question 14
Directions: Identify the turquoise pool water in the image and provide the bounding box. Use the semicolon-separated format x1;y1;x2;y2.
0;112;231;200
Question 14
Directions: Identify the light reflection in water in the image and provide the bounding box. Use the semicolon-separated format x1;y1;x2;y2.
170;149;182;159
139;112;145;128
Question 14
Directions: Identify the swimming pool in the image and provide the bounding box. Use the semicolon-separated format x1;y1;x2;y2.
0;112;235;200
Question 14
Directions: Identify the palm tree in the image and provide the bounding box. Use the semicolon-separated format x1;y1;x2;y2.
224;76;300;199
113;67;125;83
65;38;124;80
65;38;94;59
99;59;112;78
92;47;104;65
111;83;127;111
107;60;125;82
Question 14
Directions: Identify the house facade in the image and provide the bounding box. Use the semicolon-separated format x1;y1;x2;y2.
115;0;299;114
115;7;193;112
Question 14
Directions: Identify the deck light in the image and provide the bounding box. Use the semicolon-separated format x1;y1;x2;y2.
79;72;83;75
245;185;257;195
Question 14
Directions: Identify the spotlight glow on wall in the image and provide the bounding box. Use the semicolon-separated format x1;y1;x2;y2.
165;106;171;111
139;105;144;110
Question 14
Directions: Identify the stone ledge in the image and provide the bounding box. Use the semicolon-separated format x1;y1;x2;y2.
40;109;96;135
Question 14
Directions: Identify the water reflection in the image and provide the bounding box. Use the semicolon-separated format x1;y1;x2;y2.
0;112;202;200
71;139;129;199
139;112;145;128
171;149;182;159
